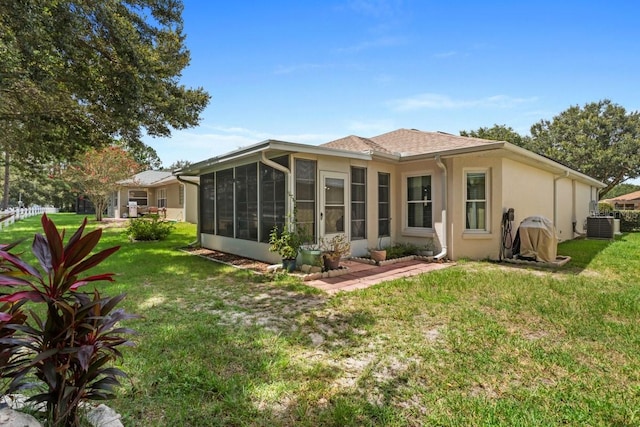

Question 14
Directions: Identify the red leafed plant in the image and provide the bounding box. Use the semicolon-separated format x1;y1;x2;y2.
0;214;137;427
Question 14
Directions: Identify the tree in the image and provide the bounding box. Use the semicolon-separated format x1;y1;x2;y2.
166;160;192;171
603;183;640;199
67;146;142;221
460;101;640;197
529;100;640;196
460;124;531;147
0;0;210;203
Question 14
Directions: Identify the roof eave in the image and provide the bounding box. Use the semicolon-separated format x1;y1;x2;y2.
175;140;372;176
502;143;606;188
399;142;506;161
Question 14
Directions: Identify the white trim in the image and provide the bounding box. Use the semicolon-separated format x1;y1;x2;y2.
401;171;434;236
320;171;349;240
463;168;490;234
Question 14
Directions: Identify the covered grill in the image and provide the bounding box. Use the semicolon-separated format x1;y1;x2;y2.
513;216;558;263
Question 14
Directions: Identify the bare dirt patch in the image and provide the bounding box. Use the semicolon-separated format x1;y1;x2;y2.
184;247;273;274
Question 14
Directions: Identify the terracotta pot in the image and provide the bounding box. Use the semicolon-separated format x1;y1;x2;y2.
370;249;387;263
323;255;340;271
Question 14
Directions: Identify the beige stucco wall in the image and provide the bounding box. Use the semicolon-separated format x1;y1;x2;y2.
574;180;598;235
447;155;503;261
184;182;198;224
112;181;190;221
195;151;601;264
555;178;573;241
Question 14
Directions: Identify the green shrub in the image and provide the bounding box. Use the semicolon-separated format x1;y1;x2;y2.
618;210;640;232
385;242;419;259
126;214;174;241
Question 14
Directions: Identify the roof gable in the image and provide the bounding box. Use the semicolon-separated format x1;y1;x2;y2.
118;170;174;186
321;135;395;155
605;190;640;202
371;129;500;156
321;128;501;157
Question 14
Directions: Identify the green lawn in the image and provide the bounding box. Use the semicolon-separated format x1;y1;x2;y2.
2;214;639;426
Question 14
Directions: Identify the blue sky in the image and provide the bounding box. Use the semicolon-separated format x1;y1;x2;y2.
146;0;640;182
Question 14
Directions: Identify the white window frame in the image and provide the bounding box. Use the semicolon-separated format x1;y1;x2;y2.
402;171;434;237
157;188;167;208
464;168;490;234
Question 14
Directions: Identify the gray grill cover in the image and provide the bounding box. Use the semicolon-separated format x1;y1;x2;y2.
517;216;558;262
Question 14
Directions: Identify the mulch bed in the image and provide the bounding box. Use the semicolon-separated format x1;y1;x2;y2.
183;247;273;274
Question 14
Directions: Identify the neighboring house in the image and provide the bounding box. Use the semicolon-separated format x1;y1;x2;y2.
602;190;640;210
176;128;605;263
112;170;198;223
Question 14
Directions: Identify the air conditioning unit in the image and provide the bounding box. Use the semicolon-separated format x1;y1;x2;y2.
586;216;614;239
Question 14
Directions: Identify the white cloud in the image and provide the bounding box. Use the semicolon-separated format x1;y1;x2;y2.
390;93;539;111
335;36;405;53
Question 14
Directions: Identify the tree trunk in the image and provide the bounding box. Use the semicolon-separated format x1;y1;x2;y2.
2;151;10;210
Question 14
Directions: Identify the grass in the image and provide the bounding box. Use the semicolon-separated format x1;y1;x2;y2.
2;214;639;426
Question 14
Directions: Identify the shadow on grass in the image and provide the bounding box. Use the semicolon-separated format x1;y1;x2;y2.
494;234;626;276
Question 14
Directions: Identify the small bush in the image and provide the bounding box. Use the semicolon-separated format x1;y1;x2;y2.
618;210;640;232
127;215;174;241
386;243;419;259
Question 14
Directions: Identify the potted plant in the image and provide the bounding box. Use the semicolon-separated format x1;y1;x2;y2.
269;225;302;272
369;237;387;263
299;243;322;267
320;234;351;270
417;239;436;257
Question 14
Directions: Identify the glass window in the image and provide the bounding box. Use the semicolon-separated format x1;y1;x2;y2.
157;188;167;208
466;172;487;230
200;173;215;234
295;159;316;242
260;162;286;243
378;172;390;237
407;175;432;228
179;185;184;206
351;167;366;240
216;168;234;237
324;177;345;234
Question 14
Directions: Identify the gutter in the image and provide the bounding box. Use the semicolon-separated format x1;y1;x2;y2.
175;174;201;247
434;155;448;260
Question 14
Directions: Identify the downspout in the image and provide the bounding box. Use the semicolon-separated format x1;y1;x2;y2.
176;174;200;247
434;155;448;260
261;151;293;228
553;171;569;232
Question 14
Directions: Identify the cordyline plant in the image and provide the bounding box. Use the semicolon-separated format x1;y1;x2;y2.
0;214;137;427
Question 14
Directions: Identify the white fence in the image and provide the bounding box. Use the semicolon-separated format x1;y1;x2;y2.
0;207;58;230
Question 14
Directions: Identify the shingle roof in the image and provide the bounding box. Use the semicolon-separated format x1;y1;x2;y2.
321;128;500;157
321;135;395;155
117;170;173;186
605;190;640;202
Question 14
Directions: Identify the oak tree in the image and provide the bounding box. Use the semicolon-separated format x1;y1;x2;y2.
0;0;209;204
67;146;142;221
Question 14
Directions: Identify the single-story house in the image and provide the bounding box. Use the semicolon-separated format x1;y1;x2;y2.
601;190;640;210
176;128;605;263
111;170;198;223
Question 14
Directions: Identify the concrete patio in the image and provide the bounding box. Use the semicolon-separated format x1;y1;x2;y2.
305;259;454;294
